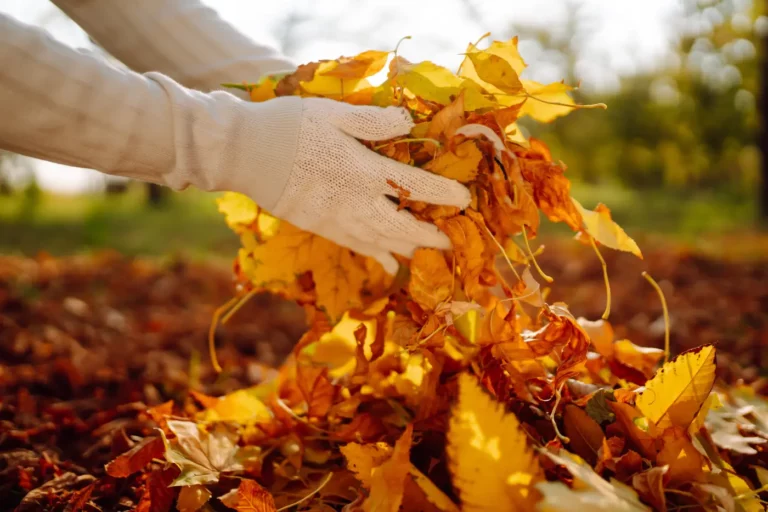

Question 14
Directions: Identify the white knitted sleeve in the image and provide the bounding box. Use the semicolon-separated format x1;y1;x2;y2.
50;0;296;93
0;13;301;206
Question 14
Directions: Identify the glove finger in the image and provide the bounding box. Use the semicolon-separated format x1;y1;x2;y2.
373;197;452;250
343;236;400;275
380;159;471;208
330;104;415;141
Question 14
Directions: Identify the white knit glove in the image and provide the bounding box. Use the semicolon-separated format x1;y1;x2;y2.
244;97;471;275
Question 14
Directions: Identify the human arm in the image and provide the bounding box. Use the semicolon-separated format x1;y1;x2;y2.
0;13;470;273
50;0;294;93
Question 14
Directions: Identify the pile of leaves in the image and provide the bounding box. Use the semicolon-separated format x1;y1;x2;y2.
190;38;767;511
4;37;768;511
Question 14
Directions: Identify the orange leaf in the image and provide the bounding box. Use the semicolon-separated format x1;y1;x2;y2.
222;479;277;512
105;436;165;478
435;215;487;301
563;404;605;465
656;427;709;486
608;402;659;460
408;248;453;311
365;424;413;512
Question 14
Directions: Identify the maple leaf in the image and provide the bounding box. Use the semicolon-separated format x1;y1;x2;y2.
536;450;650;512
572;199;642;259
635;345;717;430
408;248;453;311
160;420;245;487
447;373;541;512
238;221;374;322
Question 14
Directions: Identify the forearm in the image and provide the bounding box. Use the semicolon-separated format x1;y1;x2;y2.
51;0;295;92
0;13;300;199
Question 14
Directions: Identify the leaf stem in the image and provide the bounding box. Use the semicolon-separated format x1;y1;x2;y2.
276;472;334;511
221;289;258;325
521;225;553;283
483;224;521;280
208;295;240;373
373;137;441;150
642;271;670;363
551;382;570;444
588;236;611;320
524;92;607;111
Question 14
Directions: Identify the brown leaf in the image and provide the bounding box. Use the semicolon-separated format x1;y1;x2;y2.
632;466;668;512
64;483;94;512
105;436;164;478
563;404;605;465
137;468;178;512
296;365;336;419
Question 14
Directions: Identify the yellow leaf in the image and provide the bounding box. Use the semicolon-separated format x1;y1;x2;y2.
656;426;709;486
520;80;575;122
341;442;392;488
301;61;372;101
424;141;483;183
572;198;642;259
198;389;272;425
459;38;528;107
343;439;460;512
636;345;717;430
217;192;258;228
408;466;461;512
576;318;614;358
320;50;389;79
249;78;277;103
689;391;722;435
239;221;374;322
447;373;541;512
393;60;494;111
537;450;650;512
177;485;212;512
308;313;375;379
426;90;466;142
408;249;453;311
365;424;413;512
466;52;523;94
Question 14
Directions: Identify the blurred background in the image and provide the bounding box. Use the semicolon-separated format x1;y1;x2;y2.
1;0;767;260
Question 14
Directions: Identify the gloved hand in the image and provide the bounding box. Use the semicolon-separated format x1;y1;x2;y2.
245;97;472;275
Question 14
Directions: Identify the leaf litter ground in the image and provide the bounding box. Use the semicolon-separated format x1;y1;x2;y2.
3;37;768;512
